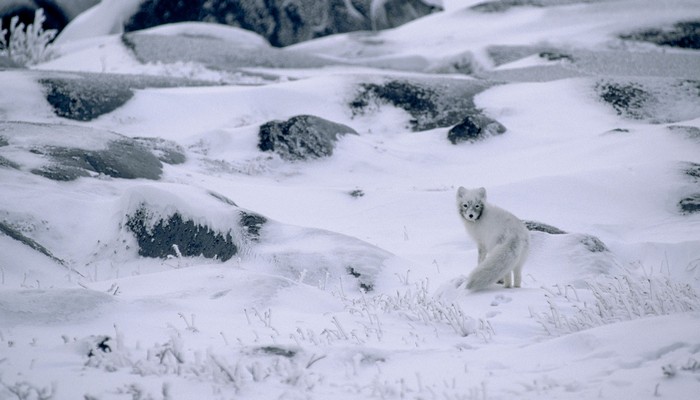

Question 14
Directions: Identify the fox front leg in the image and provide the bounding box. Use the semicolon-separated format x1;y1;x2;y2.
477;245;487;264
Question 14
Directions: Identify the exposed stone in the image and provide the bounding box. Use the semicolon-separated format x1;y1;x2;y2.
258;115;357;161
121;32;333;72
124;0;440;47
39;72;219;121
240;212;266;242
679;194;700;215
471;0;587;13
125;206;238;261
596;79;700;123
596;81;653;120
40;76;134;121
0;220;65;265
580;235;609;253
30;140;163;181
350;78;491;131
447;113;506;144
133;137;186;165
0;155;20;169
620;21;700;50
682;162;700;181
523;220;567;235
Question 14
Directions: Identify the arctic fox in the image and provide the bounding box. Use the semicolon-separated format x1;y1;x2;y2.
457;187;529;290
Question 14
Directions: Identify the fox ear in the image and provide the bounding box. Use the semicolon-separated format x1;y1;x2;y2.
457;186;467;196
477;187;486;199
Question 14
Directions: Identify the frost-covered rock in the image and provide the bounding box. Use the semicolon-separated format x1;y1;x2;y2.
0;220;66;265
39;71;219;121
447;113;506;144
524;220;610;253
258;115;358;161
595;78;700;123
119;185;389;291
350;78;492;131
679;194;700;214
121;31;334;71
620;20;700;50
471;0;590;13
0;121;165;181
124;0;441;47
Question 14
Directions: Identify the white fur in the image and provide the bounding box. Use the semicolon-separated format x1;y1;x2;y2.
457;187;530;291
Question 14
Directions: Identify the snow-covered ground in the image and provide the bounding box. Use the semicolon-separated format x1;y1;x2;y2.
1;0;700;399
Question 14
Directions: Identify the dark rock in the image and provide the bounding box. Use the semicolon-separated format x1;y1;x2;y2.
87;336;112;357
580;235;609;253
682;162;700;181
349;189;365;198
258;115;357;161
121;32;334;72
0;155;20;169
350;78;491;131
679;194;700;215
347;266;373;292
606;128;630;134
240;211;266;242
620;21;700;50
124;0;440;48
256;346;297;358
0;220;65;265
471;0;586;13
40;76;134;121
31;139;163;181
125;206;238;261
596;79;700;123
39;71;219;121
31;164;90;181
0;136;8;146
596;81;653;120
208;191;238;207
447;113;506;144
133;137;186;165
523;220;567;235
539;51;574;62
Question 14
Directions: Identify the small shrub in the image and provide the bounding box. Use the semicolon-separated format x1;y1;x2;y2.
532;271;700;335
0;9;57;66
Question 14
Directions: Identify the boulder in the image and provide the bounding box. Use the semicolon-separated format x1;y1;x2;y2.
120;186;389;291
447;112;506;144
31;139;163;181
524;220;609;253
0;121;168;181
121;31;333;72
620;21;700;50
349;78;492;131
258;115;358;161
125;207;239;261
39;71;220;121
471;0;585;13
0;220;66;265
595;79;700;123
124;0;441;47
679;194;700;215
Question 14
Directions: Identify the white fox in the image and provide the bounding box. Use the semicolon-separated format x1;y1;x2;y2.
457;187;529;290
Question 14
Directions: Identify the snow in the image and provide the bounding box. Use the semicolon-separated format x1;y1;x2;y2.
2;0;700;399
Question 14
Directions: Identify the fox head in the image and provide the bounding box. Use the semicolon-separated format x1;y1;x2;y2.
457;186;486;222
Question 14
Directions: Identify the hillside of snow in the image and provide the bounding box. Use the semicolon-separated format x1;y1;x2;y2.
1;0;700;399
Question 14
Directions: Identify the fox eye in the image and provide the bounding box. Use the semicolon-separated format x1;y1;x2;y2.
475;204;481;209
462;204;469;209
